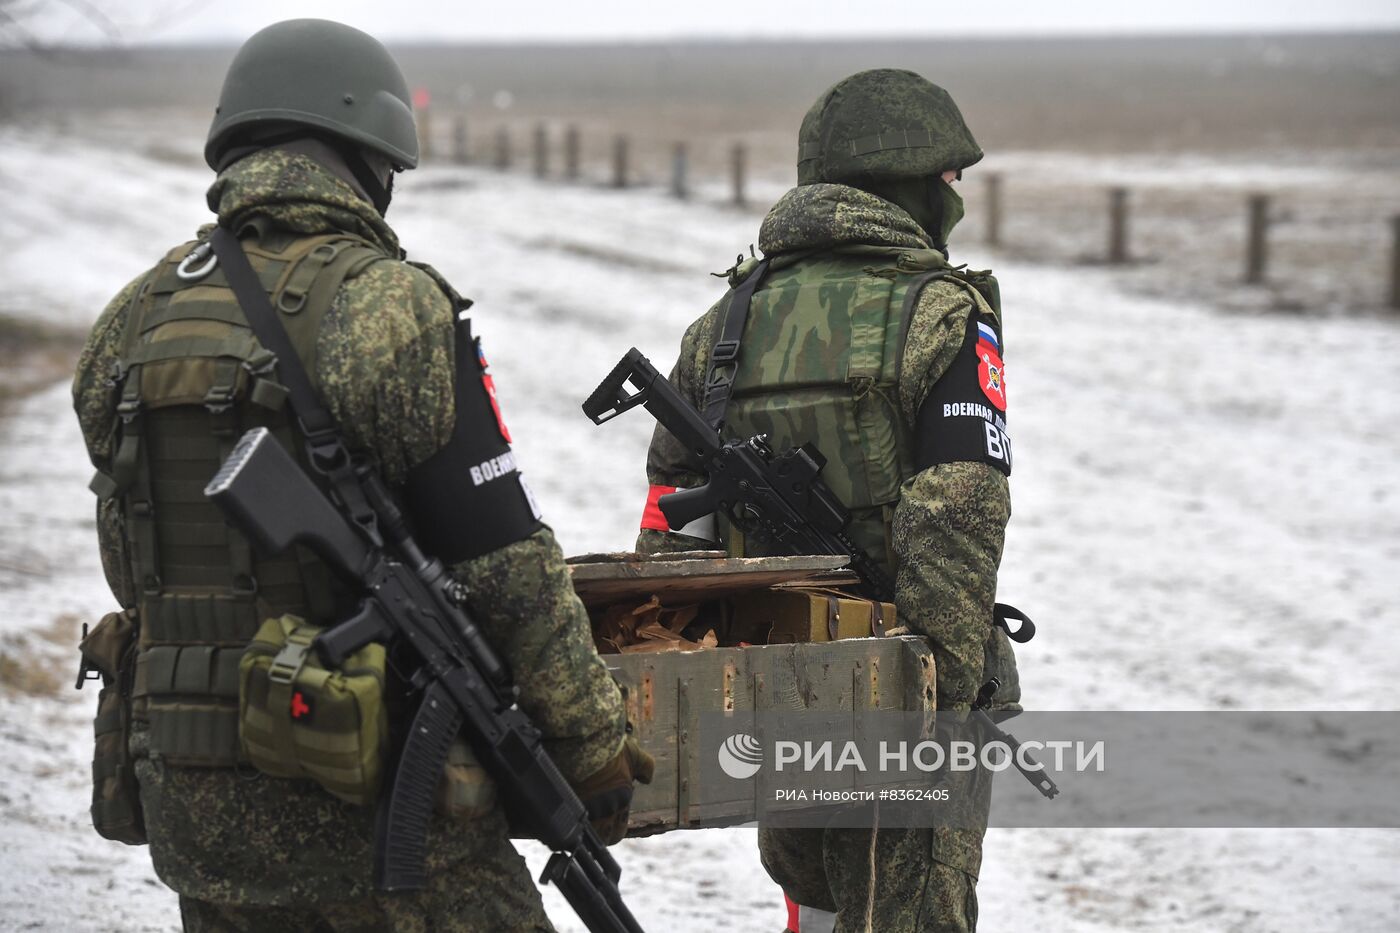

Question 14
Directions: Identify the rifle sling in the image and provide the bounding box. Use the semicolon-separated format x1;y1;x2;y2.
209;225;382;546
701;259;770;431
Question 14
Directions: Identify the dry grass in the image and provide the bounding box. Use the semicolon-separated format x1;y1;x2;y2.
0;650;64;698
0;313;83;409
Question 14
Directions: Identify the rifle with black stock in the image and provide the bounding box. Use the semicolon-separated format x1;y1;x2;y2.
582;347;896;601
205;426;644;933
583;348;1059;801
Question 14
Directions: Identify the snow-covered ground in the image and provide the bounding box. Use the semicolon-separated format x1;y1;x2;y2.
1;117;1398;931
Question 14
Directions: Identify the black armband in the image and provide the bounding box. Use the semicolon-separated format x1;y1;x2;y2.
403;317;543;563
914;311;1012;476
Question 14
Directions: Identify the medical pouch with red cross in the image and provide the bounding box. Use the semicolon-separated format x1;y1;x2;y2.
238;614;390;806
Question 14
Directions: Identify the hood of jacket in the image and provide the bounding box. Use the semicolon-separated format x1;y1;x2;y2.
757;183;933;257
206;148;401;256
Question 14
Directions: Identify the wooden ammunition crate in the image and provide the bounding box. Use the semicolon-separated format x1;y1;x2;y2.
567;553;934;834
607;636;935;834
733;587;895;643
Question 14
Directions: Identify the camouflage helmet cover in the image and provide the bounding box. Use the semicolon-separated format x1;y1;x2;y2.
797;68;982;186
205;19;419;171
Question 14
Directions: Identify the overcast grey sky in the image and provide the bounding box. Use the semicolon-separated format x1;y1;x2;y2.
17;0;1400;45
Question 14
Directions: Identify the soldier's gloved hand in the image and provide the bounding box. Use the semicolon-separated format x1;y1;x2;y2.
572;735;655;845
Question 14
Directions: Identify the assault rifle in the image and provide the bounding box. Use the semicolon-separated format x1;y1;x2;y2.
584;349;1058;802
206;427;643;933
583;348;896;600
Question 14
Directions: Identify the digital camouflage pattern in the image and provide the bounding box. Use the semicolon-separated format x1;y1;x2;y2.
74;148;624;921
637;181;1013;927
758;822;982;932
132;728;553;932
757;183;929;254
797;69;983;187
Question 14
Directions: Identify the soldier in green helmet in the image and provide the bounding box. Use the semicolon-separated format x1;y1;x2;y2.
636;69;1020;931
74;19;650;931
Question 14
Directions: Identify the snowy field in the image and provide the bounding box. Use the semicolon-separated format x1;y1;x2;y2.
1;117;1398;931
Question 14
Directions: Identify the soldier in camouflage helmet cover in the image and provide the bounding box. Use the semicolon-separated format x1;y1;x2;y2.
637;69;1020;931
74;19;647;931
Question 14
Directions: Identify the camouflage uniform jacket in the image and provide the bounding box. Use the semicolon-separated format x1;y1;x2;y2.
73;150;625;903
638;183;1017;712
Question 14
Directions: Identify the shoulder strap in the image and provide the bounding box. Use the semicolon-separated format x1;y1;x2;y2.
893;268;1001;386
892;270;949;388
208;226;382;546
700;258;770;432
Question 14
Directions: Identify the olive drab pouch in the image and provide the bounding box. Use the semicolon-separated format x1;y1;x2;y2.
77;609;146;845
238;614;388;805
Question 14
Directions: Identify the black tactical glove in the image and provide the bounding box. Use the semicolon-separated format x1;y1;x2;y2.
571;735;655;845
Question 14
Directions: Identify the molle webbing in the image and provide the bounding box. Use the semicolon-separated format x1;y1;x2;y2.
133;644;244;766
105;230;387;767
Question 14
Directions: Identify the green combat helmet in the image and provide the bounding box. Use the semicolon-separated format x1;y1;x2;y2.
797;68;982;186
204;18;419;172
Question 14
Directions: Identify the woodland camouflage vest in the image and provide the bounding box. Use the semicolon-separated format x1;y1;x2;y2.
721;246;1001;572
92;227;389;766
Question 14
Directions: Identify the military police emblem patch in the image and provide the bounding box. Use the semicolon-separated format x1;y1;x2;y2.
477;340;513;443
975;321;1006;411
914;311;1012;476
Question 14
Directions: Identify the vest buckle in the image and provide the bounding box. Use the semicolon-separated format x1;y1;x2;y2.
711;339;741;363
244;347;278;376
267;641;310;685
203;385;236;414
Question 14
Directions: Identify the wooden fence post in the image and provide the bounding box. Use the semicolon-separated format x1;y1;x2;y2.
671;142;688;199
533;124;548;179
985;173;1003;248
452;116;469;164
564;125;580;181
494;127;510;171
731;142;747;207
1107;187;1129;264
1390;216;1400;311
612;135;629;189
1245;194;1270;284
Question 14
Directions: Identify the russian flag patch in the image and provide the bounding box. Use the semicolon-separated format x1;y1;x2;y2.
976;320;1000;351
